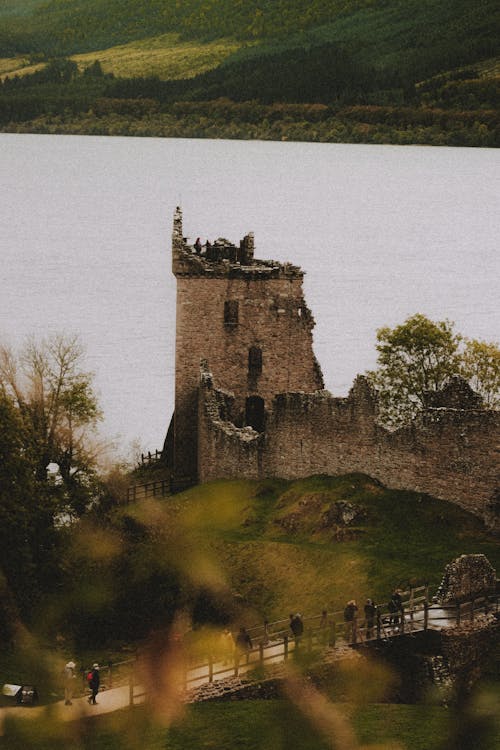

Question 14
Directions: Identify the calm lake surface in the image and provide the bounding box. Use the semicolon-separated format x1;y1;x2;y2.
1;134;499;455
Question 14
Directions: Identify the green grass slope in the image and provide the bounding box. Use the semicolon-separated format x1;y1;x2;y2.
0;474;499;750
1;0;498;77
170;474;500;622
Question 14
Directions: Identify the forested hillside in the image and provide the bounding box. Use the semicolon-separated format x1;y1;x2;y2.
0;0;498;145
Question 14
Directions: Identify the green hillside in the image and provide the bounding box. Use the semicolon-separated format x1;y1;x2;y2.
0;0;498;144
1;0;498;71
1;474;499;749
141;474;500;621
0;0;44;18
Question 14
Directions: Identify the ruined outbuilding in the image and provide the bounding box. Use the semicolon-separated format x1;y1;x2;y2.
167;209;500;526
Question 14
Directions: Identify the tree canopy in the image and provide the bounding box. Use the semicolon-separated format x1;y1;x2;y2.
368;314;500;427
0;333;102;516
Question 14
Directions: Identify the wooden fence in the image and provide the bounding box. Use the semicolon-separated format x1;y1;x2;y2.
90;589;499;704
140;450;163;466
126;480;170;503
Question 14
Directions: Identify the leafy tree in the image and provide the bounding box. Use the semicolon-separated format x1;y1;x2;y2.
460;338;500;409
368;314;462;427
368;315;500;426
0;334;102;516
83;59;104;77
44;57;78;83
0;392;60;625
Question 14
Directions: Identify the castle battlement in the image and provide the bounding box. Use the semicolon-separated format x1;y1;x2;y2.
172;206;303;280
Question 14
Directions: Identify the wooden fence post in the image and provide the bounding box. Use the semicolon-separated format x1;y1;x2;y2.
208;654;213;683
424;601;429;630
284;635;289;661
108;661;113;689
401;606;405;634
376;612;381;640
129;675;134;706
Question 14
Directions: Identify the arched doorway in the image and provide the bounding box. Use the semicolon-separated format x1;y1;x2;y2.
245;395;265;433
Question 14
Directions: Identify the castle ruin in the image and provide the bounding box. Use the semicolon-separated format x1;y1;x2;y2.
168;208;500;528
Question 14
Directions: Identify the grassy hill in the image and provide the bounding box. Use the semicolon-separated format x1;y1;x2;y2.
0;0;498;144
156;474;500;622
1;473;499;750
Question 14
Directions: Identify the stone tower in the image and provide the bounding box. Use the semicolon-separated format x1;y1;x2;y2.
170;207;324;482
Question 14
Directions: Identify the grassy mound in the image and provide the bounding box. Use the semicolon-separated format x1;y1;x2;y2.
170;474;500;623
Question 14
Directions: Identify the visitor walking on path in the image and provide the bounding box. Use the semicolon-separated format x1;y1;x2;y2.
235;627;252;666
87;663;100;705
364;599;377;639
388;590;403;628
343;600;358;642
289;613;304;646
64;661;76;705
220;628;234;665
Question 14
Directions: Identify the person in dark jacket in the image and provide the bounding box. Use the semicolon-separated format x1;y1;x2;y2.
88;663;100;704
343;600;358;641
289;613;304;646
364;599;377;638
235;627;252;666
388;590;403;628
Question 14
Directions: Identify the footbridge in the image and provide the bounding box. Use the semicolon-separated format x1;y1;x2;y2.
181;586;500;695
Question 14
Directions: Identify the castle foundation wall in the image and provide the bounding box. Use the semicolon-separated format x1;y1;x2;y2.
198;369;500;522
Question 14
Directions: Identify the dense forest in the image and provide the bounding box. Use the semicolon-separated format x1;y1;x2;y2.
0;0;498;145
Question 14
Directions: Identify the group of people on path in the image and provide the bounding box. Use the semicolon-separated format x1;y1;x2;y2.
63;661;100;706
343;590;404;641
217;590;404;666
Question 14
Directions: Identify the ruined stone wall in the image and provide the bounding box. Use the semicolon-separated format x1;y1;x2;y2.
176;276;322;478
173;209;323;480
198;364;262;482
264;383;500;518
198;368;500;520
174;209;499;517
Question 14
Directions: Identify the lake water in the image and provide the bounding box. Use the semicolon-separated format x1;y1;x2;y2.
1;134;499;456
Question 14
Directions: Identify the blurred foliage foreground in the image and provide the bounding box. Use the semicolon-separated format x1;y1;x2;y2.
1;475;500;748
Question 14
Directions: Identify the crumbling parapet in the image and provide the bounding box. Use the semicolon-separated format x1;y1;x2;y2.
271;376;377;424
172;210;302;280
436;554;497;604
423;375;484;410
198;361;263;482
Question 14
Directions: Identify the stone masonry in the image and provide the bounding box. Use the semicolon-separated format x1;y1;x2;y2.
436;554;497;604
171;207;323;481
170;210;500;526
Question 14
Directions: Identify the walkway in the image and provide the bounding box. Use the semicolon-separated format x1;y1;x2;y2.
0;684;146;735
1;589;497;734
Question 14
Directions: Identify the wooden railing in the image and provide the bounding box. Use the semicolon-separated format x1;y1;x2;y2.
88;591;500;703
181;590;499;690
126;475;195;503
126;479;170;503
140;450;163;466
